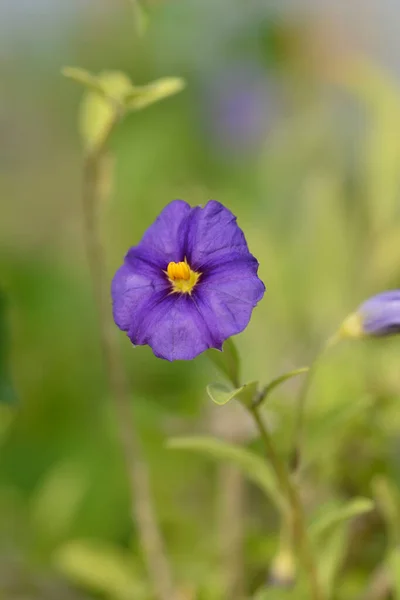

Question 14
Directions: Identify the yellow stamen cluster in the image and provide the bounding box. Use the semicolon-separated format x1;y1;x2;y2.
166;260;200;294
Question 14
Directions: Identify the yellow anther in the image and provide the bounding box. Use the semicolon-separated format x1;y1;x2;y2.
167;261;191;281
165;260;200;294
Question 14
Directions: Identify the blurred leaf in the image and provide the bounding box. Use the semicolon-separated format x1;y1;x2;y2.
54;539;147;600
62;66;105;95
79;71;133;152
30;462;88;543
388;547;400;599
208;338;240;387
373;476;400;548
0;291;17;405
125;77;186;111
317;527;348;599
168;436;284;511
256;367;309;407
206;381;257;406
309;497;374;540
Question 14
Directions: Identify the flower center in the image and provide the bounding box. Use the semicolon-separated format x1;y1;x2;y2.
166;260;200;294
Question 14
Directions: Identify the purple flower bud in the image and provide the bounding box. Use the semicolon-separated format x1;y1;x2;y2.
340;291;400;339
359;290;400;336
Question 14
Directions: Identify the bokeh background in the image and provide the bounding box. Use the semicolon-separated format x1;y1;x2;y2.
2;1;400;599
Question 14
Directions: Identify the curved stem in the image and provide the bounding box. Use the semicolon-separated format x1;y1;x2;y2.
82;124;177;600
248;405;323;600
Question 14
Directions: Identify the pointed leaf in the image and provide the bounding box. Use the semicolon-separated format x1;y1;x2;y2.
256;367;309;407
206;381;257;406
317;528;348;599
125;77;185;111
62;67;105;95
208;338;240;387
309;497;374;540
168;436;284;511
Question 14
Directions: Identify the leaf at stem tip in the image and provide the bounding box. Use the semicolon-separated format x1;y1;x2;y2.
206;381;258;406
256;367;309;407
62;67;105;96
125;77;186;111
207;338;240;387
167;436;284;511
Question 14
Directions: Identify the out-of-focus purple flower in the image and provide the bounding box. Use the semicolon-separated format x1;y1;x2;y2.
340;291;400;339
111;200;265;361
200;62;275;156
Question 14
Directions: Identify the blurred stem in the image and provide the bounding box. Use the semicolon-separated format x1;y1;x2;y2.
82;115;177;600
291;358;319;471
247;404;323;600
217;463;246;600
291;337;335;471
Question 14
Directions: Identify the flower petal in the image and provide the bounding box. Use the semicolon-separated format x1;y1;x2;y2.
183;200;249;269
129;294;217;360
194;263;265;345
111;253;168;332
139;199;191;263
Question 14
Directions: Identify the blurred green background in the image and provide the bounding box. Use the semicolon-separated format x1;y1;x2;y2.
1;1;400;599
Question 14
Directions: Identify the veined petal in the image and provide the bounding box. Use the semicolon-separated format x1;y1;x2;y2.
130;293;218;361
195;270;265;345
183;200;249;269
139;199;191;263
111;256;168;332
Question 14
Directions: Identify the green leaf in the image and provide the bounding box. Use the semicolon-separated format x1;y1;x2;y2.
208;338;240;386
373;476;400;548
317;527;348;599
0;291;17;405
125;77;185;111
79;71;134;152
388;547;400;599
256;367;309;407
54;539;147;600
309;497;374;540
206;381;257;406
168;436;284;511
62;67;106;95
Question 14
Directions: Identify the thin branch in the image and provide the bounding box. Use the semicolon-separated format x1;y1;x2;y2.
248;405;324;600
82;124;177;600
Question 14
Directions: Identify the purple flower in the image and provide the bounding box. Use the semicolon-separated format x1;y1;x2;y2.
340;291;400;339
111;200;265;361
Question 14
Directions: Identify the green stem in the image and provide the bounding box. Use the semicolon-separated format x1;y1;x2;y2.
292;337;335;471
248;405;324;600
82;118;177;600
